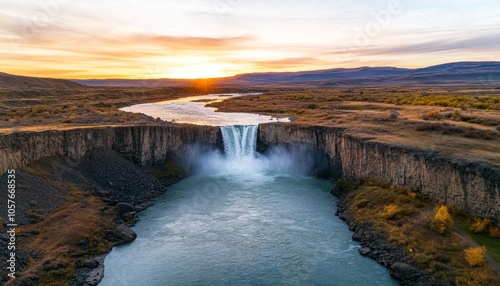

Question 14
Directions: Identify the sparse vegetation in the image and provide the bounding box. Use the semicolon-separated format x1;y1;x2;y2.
490;226;500;239
207;87;500;167
0;85;243;131
415;122;499;140
470;218;490;234
384;93;500;110
430;205;453;234
1;85;499;168
379;204;402;219
450;110;462;120
423;110;443;120
452;215;500;263
14;193;114;285
338;179;499;285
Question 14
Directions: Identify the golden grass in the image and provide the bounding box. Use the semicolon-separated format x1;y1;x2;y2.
2;85;499;167
209;88;500;166
0;85;241;133
337;179;500;285
10;191;113;285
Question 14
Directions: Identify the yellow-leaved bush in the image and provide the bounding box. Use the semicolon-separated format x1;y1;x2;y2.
430;205;453;234
464;246;486;267
379;204;402;219
470;218;490;234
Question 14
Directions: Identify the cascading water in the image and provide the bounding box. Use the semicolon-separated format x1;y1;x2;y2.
183;125;323;175
220;125;258;159
100;124;397;285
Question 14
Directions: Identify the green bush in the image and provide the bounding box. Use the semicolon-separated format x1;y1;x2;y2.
331;179;363;196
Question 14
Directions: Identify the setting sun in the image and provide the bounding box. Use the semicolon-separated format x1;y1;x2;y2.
165;62;234;79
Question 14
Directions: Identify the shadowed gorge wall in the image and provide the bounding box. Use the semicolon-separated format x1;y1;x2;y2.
0;123;498;220
0;125;222;174
258;123;500;220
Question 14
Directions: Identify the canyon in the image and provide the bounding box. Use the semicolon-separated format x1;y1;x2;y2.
1;123;498;220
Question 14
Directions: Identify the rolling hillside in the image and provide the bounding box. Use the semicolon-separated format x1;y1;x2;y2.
3;61;499;87
0;72;82;89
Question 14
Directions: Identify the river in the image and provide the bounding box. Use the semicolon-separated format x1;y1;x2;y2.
100;124;397;285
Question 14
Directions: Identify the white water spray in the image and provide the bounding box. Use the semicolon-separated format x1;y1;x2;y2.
183;125;324;175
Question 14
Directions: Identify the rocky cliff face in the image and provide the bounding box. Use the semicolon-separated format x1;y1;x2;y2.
258;123;500;220
1;123;498;219
0;125;222;175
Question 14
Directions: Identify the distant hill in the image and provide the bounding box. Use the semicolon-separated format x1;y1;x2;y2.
0;72;82;89
219;61;500;87
225;67;411;83
71;61;499;87
74;78;191;87
2;61;499;88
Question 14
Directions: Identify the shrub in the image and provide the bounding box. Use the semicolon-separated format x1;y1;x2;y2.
463;128;495;140
399;205;416;217
442;125;464;135
330;179;363;196
416;122;441;131
470;218;490;234
423;110;443;120
464;246;486;267
379;204;402;219
430;205;453;234
326;96;340;101
32;105;50;114
489;225;500;238
450;110;462;120
354;199;370;209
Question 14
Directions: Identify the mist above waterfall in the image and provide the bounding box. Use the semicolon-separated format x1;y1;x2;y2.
182;125;327;176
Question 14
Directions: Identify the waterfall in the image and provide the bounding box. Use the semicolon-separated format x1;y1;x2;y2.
220;125;258;159
184;125;320;175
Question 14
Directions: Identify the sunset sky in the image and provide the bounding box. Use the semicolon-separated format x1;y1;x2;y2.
1;0;499;79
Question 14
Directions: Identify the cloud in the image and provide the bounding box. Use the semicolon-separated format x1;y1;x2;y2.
0;31;258;78
19;33;253;54
367;33;500;55
249;57;324;69
123;34;252;51
1;0;500;78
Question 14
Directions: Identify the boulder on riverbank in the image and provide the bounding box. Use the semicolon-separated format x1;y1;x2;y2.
113;224;137;243
72;254;106;286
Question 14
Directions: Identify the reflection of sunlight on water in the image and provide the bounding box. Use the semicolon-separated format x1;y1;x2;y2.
120;93;290;126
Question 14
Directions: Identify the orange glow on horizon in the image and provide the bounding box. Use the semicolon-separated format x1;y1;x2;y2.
1;1;499;80
165;64;228;79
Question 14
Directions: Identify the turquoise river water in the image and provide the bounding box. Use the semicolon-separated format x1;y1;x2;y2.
100;125;397;285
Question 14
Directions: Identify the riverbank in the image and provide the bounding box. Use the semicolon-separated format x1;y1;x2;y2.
332;179;500;286
0;148;186;286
